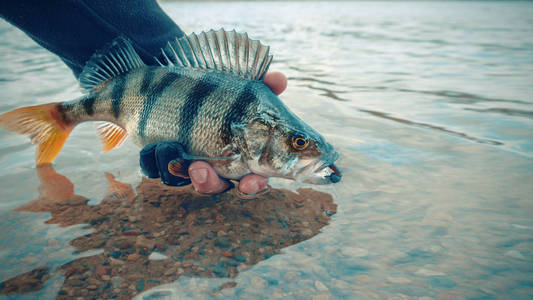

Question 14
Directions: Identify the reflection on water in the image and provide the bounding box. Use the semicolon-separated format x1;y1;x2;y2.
1;0;533;299
0;165;335;299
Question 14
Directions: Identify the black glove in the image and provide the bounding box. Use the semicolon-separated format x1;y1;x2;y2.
139;141;191;186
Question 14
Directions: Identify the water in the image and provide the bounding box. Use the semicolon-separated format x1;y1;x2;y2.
1;1;533;299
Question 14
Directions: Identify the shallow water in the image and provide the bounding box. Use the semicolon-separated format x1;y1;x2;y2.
1;1;533;299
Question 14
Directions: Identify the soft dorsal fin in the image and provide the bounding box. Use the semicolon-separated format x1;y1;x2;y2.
79;37;145;93
97;122;128;152
156;29;273;81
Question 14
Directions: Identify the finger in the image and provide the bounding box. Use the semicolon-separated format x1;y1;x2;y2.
189;161;230;194
264;71;287;95
238;174;268;195
139;143;159;178
155;142;191;186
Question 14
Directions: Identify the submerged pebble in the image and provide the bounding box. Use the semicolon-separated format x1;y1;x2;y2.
214;237;231;249
148;251;168;261
213;266;229;277
136;279;145;292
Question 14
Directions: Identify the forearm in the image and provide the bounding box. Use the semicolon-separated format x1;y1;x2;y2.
0;0;184;77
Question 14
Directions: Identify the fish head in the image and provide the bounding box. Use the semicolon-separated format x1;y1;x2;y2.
233;90;341;185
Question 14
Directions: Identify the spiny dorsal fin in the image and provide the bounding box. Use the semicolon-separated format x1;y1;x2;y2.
97;122;128;152
156;29;273;81
79;37;145;93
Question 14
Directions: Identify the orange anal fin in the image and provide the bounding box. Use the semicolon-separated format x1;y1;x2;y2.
0;103;73;165
97;122;128;152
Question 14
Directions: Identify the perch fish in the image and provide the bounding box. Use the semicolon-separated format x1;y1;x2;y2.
0;29;341;184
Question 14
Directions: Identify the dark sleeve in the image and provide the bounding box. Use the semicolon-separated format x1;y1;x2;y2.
0;0;184;77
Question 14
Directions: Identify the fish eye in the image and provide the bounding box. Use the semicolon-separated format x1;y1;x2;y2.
292;135;309;150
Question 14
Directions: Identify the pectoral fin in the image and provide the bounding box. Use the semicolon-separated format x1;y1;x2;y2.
168;153;240;178
168;159;190;178
181;153;241;161
167;145;241;178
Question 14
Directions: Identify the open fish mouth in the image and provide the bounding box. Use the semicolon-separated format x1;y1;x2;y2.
295;160;342;185
326;163;342;183
313;163;342;184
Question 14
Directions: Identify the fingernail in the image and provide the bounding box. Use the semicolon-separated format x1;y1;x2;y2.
190;168;208;184
250;181;259;192
241;181;260;195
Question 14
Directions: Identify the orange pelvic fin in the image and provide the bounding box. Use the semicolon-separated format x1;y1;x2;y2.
0;103;73;165
97;122;128;152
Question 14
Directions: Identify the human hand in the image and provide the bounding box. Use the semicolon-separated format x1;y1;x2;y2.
140;71;288;195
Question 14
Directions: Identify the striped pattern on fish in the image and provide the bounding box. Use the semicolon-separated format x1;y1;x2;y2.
0;29;341;184
81;68;255;148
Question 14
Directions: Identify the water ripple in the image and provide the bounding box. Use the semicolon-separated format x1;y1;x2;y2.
359;109;503;146
464;107;533;119
288;76;335;86
398;89;531;105
305;85;349;102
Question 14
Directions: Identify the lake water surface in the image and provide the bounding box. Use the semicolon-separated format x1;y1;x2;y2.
1;1;533;299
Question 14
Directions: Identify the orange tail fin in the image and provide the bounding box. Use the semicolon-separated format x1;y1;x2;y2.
0;103;73;165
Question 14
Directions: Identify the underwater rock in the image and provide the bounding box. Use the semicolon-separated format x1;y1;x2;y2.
148;252;168;261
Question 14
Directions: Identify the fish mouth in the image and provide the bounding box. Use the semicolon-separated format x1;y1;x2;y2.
295;160;342;185
313;163;342;184
326;163;342;183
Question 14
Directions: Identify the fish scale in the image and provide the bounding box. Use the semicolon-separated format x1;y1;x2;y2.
0;29;341;184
